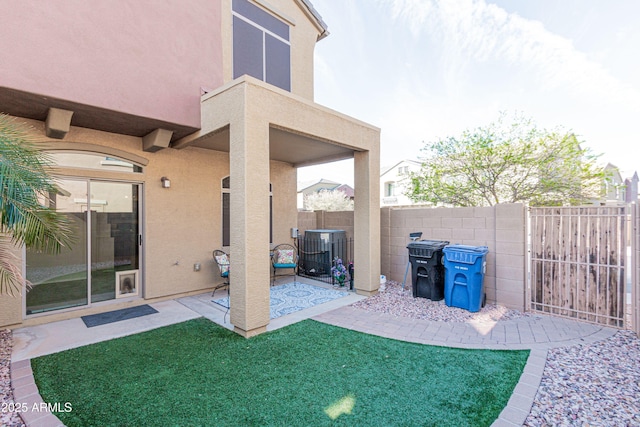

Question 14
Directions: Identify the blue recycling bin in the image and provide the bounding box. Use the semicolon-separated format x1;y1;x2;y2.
443;245;489;312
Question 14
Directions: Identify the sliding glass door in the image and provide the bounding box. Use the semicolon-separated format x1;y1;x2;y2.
90;182;140;303
26;180;141;315
26;179;88;314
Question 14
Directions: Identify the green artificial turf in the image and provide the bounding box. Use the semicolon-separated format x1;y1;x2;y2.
31;318;529;427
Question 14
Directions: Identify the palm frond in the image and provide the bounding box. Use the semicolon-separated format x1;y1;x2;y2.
0;113;72;294
0;239;30;296
4;205;72;253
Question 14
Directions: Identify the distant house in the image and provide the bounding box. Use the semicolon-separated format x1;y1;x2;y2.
297;179;354;210
335;184;355;200
603;163;625;204
380;159;422;206
601;163;639;205
625;172;639;203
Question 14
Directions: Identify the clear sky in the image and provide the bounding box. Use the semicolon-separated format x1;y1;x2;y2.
297;0;640;188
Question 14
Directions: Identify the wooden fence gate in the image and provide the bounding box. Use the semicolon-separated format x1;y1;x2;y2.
632;203;640;335
529;206;628;327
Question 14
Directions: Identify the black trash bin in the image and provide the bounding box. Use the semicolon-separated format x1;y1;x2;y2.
407;240;449;300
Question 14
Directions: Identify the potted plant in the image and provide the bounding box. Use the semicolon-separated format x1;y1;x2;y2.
331;257;348;287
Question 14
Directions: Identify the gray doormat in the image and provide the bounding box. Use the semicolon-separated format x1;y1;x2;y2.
81;304;158;328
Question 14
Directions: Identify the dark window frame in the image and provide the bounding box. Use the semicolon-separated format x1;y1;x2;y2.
221;177;272;247
232;0;291;91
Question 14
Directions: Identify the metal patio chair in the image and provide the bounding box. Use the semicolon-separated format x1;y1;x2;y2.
212;249;230;297
271;243;298;285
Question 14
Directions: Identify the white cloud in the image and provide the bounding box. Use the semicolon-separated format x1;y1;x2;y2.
382;0;640;109
311;0;640;184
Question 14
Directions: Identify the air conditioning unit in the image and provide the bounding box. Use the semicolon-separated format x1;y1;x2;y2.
299;229;347;276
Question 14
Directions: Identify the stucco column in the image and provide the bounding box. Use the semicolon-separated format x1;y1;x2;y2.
353;149;380;296
229;115;271;337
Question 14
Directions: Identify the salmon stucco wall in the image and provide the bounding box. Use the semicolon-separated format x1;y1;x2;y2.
0;0;223;129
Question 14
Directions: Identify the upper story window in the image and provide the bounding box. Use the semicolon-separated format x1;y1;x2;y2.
232;0;291;91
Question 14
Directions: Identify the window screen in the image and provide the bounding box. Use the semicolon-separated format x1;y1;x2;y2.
265;34;291;91
233;16;264;81
232;0;291;91
232;0;289;40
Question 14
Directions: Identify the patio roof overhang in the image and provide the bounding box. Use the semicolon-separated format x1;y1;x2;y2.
172;76;378;168
172;76;381;338
173;125;355;168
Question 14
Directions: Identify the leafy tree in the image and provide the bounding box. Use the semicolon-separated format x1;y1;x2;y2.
407;114;604;207
304;189;354;211
0;114;71;295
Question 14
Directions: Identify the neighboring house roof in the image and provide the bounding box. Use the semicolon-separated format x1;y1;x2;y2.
380;159;421;177
297;178;340;192
335;184;354;198
604;163;623;183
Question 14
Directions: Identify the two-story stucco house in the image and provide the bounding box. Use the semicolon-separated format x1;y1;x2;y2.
380;159;422;206
0;0;380;337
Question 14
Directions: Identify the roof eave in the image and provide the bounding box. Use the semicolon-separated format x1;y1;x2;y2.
297;0;329;40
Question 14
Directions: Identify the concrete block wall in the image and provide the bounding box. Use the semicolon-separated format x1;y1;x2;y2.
322;211;354;240
297;211;316;235
297;210;354;240
380;204;526;311
299;204;527;311
380;207;391;282
494;204;527;310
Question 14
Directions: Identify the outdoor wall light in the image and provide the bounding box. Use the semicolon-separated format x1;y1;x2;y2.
161;176;171;188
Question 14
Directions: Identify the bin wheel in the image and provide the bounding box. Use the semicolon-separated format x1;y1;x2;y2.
482;293;487;308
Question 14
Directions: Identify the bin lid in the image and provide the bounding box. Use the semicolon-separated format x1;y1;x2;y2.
443;245;489;264
443;244;488;254
407;240;450;250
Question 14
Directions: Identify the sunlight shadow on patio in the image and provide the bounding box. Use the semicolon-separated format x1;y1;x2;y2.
468;319;498;336
466;305;515;335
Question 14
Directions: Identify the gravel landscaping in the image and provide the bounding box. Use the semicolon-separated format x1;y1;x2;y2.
351;280;530;322
1;329;24;427
524;330;640;427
